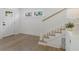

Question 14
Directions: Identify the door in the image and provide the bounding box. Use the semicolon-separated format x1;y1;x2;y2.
0;8;15;38
2;9;15;37
65;31;72;51
2;18;15;37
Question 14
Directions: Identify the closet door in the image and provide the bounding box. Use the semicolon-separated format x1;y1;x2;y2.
0;8;15;38
1;9;15;37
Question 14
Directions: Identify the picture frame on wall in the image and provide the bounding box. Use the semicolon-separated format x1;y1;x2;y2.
34;11;43;16
5;11;13;16
25;11;43;16
25;12;32;16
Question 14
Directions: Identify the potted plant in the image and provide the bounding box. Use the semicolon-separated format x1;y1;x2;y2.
65;22;74;31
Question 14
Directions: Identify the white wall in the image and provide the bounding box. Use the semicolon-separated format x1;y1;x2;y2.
0;8;74;37
20;8;69;36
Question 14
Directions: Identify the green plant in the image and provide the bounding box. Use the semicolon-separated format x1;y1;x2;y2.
65;22;74;29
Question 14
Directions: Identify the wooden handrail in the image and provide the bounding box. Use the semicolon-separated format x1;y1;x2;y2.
42;8;66;22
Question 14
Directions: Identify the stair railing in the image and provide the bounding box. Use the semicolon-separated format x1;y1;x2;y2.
42;8;66;22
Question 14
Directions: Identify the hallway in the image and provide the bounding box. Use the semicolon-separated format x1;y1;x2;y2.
0;34;64;51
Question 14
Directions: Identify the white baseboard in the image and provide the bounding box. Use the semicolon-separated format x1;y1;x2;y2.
20;32;40;37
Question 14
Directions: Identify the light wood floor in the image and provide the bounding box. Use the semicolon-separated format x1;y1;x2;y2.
0;34;64;51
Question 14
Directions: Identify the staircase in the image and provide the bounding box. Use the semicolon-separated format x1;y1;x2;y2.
39;26;66;48
38;8;66;49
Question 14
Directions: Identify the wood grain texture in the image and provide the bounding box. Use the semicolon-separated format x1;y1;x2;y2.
0;34;64;51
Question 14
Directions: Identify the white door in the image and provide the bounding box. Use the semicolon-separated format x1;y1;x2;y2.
0;8;15;38
2;9;15;37
2;18;15;37
65;31;72;51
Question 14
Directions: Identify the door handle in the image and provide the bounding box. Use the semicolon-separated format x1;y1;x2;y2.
2;22;6;26
3;23;6;26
